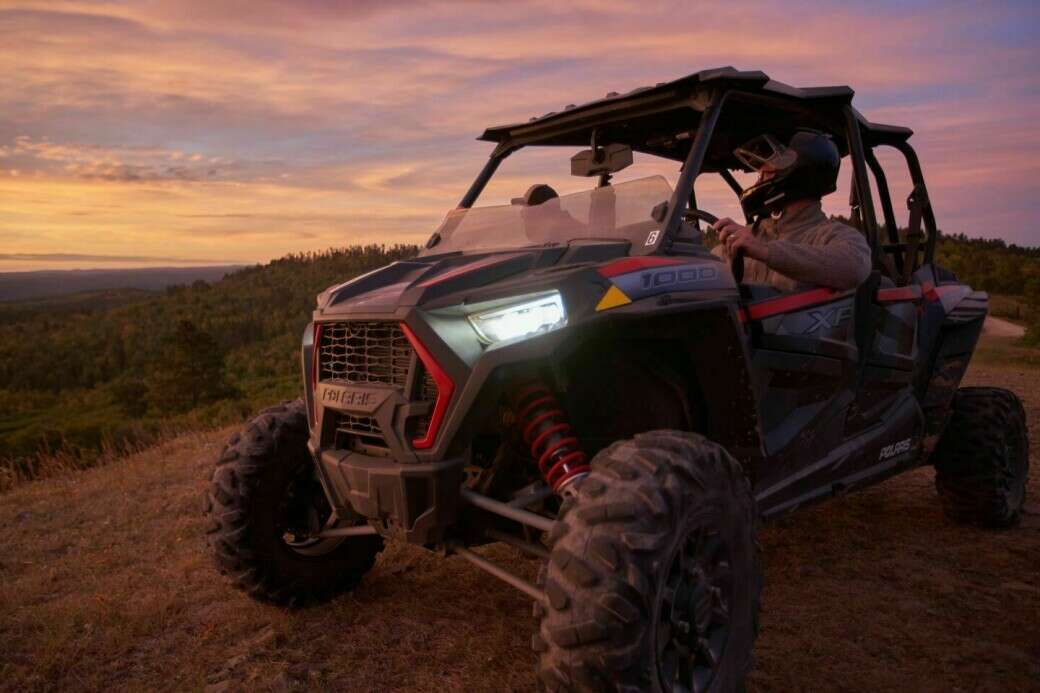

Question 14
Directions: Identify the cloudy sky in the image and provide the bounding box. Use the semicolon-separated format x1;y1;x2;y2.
1;0;1037;270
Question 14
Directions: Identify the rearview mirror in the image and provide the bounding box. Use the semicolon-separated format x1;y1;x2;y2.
570;144;633;177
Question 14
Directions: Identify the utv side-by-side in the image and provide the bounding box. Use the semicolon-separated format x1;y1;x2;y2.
204;67;1030;691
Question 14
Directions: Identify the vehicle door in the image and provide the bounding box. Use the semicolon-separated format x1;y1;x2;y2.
742;285;864;515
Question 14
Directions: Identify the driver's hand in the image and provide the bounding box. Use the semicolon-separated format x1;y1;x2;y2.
712;218;769;262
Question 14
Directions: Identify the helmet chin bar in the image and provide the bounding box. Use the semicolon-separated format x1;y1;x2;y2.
737;130;840;219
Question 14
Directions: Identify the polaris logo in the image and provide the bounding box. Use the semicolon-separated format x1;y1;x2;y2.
323;388;375;407
316;382;389;413
879;437;912;461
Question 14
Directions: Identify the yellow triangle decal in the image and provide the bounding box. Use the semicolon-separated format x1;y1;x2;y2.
596;284;632;311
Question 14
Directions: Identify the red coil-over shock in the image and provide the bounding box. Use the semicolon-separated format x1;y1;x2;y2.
512;381;589;494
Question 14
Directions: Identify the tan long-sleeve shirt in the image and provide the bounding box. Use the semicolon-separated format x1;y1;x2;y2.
713;202;872;292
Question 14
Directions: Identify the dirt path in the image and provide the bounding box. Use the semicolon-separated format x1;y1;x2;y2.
983;316;1027;338
0;340;1037;692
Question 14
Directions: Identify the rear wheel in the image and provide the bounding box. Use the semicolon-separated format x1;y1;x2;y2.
534;430;761;692
933;387;1029;528
204;400;383;604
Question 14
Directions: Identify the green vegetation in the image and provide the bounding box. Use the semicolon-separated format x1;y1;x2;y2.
934;233;1040;342
0;245;417;486
971;335;1040;370
986;294;1029;324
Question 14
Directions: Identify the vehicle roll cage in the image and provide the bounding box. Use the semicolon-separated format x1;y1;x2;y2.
458;68;938;287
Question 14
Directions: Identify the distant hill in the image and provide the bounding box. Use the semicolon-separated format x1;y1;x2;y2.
0;288;157;326
0;265;244;302
0;245;418;480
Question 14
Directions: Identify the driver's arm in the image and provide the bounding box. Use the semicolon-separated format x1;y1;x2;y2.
764;222;871;290
713;217;870;290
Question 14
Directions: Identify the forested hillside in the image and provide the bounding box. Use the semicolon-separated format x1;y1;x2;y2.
0;245;417;486
936;233;1040;310
0;265;242;301
935;233;1040;342
1;234;1037;488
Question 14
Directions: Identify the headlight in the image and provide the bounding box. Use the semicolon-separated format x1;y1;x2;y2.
468;291;567;344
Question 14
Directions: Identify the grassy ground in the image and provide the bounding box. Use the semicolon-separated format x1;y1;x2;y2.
0;334;1037;692
988;294;1030;325
969;333;1040;370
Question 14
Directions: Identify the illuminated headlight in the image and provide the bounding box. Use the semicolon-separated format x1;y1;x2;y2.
468;291;567;344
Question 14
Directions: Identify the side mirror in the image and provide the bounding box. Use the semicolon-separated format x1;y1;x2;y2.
570;144;633;177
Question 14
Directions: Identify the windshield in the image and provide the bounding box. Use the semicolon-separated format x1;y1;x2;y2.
425;175;674;254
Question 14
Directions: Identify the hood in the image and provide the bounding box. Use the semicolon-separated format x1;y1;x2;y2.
315;242;638;317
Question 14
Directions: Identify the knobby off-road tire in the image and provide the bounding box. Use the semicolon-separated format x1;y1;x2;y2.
203;399;383;604
535;431;761;693
933;387;1029;528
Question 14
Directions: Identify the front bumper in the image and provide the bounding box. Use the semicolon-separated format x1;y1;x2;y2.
317;447;465;545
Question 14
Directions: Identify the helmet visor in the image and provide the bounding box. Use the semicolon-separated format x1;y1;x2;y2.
734;134;792;172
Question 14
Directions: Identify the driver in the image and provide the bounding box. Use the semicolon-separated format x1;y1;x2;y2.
711;131;871;292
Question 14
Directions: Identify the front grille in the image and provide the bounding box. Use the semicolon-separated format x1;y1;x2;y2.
318;321;411;387
316;320;443;450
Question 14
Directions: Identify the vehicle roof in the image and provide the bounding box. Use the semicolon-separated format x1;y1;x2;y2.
479;67;912;169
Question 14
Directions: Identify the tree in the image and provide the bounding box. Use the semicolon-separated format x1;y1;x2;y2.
110;378;149;418
147;320;235;412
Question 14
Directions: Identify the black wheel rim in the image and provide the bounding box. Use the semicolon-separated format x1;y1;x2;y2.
657;523;733;693
276;464;344;557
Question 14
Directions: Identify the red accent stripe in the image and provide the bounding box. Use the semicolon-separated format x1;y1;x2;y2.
417;254;519;287
920;280;935;300
919;280;964;302
596;256;685;278
926;284;962;302
401;323;455;450
876;286;922;303
743;287;840;322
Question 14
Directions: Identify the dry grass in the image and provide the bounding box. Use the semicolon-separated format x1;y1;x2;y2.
0;336;1037;692
0;428;171;494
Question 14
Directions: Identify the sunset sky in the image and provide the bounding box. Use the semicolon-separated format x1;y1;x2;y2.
1;0;1038;270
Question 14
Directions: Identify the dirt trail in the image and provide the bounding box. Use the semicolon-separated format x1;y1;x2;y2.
983;316;1027;338
0;340;1037;692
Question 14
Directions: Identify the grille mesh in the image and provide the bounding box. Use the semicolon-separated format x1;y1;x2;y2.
412;366;438;439
318;321;411;387
335;413;380;437
419;367;438;402
334;413;386;449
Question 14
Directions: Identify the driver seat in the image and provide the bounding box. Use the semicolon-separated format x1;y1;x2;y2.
511;183;558;207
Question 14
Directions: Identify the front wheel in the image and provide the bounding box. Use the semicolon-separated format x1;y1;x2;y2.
534;431;761;692
203;399;383;604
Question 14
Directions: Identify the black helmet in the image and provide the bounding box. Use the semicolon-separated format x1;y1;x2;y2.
735;130;840;218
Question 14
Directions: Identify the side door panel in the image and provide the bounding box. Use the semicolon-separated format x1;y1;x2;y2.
748;290;859;509
747;287;924;517
848;286;920;432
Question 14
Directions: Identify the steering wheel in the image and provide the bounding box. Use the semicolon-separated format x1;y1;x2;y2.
683;208;745;284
